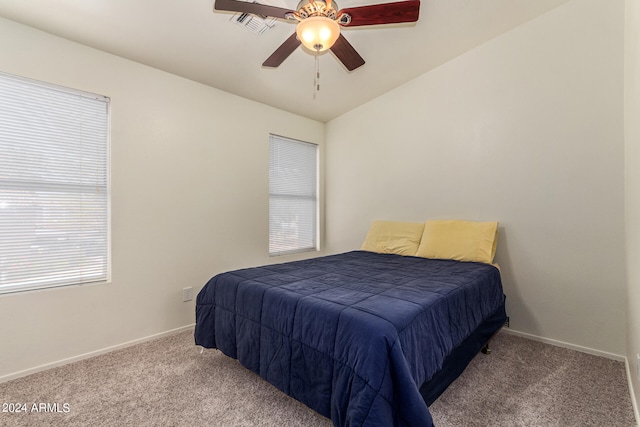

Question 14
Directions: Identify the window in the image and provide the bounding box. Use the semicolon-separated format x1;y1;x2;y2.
0;72;110;294
269;135;318;255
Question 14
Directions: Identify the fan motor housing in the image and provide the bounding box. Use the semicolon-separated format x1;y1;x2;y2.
296;0;338;19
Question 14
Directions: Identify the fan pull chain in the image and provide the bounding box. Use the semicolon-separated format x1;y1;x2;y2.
313;47;320;99
315;53;320;92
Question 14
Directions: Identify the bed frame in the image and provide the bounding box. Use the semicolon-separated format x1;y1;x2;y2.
420;302;506;405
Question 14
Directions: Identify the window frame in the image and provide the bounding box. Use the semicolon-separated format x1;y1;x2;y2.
0;71;111;294
268;134;319;256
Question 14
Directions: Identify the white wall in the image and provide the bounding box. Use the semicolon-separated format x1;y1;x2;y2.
0;17;325;380
326;0;626;356
625;0;640;417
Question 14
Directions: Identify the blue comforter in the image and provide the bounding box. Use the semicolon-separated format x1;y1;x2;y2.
195;251;504;426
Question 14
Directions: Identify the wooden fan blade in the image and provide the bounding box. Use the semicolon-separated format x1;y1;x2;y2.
330;34;365;71
338;0;420;27
214;0;294;19
263;33;301;68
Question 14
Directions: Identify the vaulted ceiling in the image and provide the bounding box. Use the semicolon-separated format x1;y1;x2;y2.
0;0;570;122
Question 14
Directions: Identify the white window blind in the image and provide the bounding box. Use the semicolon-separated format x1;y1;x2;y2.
269;135;318;256
0;72;110;294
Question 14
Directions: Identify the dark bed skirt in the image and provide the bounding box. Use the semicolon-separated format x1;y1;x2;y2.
420;299;507;406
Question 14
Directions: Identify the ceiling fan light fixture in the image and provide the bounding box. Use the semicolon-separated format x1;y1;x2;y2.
296;16;340;52
216;0;421;70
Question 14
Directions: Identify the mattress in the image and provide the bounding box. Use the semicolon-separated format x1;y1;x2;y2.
195;250;505;426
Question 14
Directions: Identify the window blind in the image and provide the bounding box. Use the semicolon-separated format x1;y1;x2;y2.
269;135;318;255
0;72;110;294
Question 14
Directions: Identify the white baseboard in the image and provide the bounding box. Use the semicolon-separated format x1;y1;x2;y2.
500;328;625;361
626;357;640;427
0;324;195;384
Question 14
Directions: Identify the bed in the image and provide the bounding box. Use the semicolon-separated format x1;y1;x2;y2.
195;218;506;426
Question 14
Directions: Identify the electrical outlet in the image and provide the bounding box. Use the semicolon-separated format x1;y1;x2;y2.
504;316;510;328
182;287;193;302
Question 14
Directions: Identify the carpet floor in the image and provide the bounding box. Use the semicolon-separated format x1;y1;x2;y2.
0;329;635;426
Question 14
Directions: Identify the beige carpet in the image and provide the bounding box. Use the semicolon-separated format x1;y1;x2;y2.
0;329;635;426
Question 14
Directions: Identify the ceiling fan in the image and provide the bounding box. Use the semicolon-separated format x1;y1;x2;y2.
214;0;420;71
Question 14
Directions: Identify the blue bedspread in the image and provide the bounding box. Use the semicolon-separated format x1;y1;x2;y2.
195;251;505;426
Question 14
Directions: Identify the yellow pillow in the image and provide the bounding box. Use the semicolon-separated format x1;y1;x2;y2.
361;220;425;256
415;220;498;264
